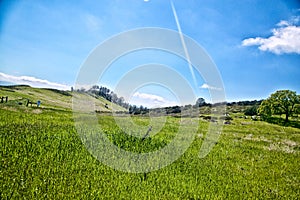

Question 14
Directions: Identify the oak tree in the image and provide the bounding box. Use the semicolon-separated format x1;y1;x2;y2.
258;90;299;122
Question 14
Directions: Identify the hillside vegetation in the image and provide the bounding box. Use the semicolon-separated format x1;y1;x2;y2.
1;85;299;199
0;85;126;112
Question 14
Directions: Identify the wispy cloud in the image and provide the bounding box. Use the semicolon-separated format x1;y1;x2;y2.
84;13;102;33
200;83;221;91
130;92;178;108
171;1;197;87
242;16;300;54
0;72;70;90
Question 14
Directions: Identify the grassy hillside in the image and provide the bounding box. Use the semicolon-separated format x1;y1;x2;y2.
1;85;299;199
0;85;126;112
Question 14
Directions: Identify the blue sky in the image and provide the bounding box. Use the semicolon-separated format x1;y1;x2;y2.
0;0;299;106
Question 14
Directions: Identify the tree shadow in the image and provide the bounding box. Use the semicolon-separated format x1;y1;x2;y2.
264;117;300;129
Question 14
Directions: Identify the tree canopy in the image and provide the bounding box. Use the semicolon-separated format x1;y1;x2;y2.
258;90;300;122
195;97;206;107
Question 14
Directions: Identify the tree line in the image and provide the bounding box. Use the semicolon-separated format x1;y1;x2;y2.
76;86;300;121
76;85;149;114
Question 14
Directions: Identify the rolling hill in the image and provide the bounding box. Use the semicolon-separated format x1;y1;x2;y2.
0;85;126;112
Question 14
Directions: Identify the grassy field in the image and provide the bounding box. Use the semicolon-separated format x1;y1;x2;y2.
1;86;300;199
0;85;126;112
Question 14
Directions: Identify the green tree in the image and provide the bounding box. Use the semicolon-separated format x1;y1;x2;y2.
195;97;206;107
296;103;300;114
258;100;272;120
258;90;299;122
244;105;258;116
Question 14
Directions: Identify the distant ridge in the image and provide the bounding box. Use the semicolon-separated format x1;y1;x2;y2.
0;84;31;88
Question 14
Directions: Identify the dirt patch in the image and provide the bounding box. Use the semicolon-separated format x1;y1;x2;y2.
32;109;43;114
243;134;272;143
241;122;251;125
264;139;298;154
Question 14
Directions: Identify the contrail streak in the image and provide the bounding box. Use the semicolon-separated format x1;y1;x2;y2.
170;0;197;88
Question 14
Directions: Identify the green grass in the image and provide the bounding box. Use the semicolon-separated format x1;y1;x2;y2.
0;85;126;112
1;103;300;199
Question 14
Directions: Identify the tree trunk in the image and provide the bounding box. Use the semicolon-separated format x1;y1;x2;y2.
285;112;289;123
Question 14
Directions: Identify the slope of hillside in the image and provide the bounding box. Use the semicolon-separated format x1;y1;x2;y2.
0;85;126;112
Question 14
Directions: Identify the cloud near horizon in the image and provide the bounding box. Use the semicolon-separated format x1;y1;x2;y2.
242;16;300;55
0;72;70;90
130;92;178;108
200;83;221;91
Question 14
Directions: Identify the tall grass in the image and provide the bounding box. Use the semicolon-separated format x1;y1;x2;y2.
1;107;299;199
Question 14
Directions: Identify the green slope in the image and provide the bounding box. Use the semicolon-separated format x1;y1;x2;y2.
0;85;126;112
1;107;299;199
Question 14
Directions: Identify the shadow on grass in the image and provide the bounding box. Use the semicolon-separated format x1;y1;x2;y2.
264;116;300;129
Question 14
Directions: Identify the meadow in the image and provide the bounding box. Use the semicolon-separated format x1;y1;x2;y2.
0;86;299;199
1;107;299;199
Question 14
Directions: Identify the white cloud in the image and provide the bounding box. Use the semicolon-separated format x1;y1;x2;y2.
133;92;165;102
276;20;289;27
290;16;300;24
0;72;70;90
242;17;300;54
200;83;221;91
130;92;178;108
